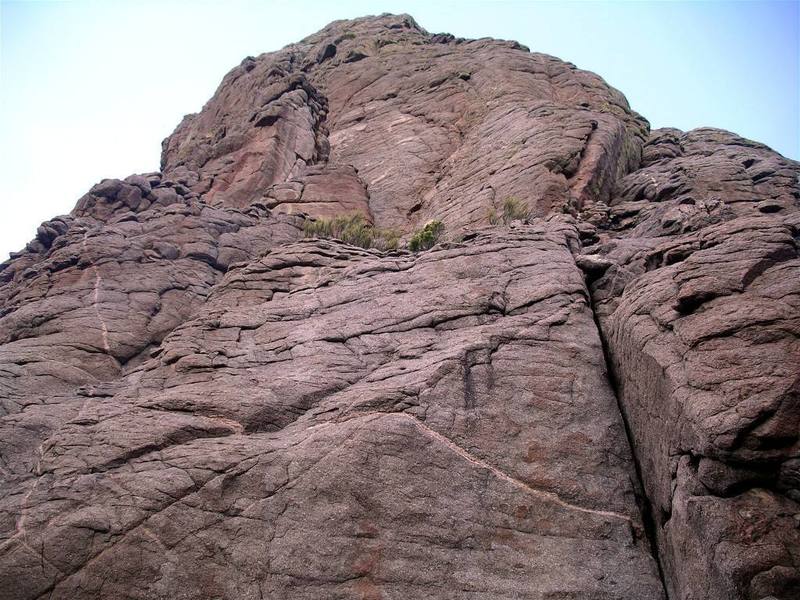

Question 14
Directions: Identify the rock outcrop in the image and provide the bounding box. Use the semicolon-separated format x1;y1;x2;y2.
0;13;797;600
588;128;800;600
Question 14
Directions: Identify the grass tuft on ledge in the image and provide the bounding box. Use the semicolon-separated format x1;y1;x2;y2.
488;197;532;225
303;214;399;250
408;220;444;252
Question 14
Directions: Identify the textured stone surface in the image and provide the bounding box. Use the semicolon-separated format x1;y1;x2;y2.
1;224;665;599
1;12;799;600
0;175;303;588
161;14;648;232
588;128;800;600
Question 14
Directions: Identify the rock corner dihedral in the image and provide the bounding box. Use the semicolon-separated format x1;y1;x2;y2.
1;13;798;600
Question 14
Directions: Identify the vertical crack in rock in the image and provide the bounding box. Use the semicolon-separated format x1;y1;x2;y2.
583;127;800;600
82;231;112;355
586;278;670;597
91;269;111;354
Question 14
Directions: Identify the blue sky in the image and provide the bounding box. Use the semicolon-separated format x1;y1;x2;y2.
1;0;798;258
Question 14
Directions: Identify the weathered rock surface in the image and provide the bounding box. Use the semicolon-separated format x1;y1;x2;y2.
2;224;666;599
588;128;800;600
0;175;304;595
161;14;647;231
1;13;798;600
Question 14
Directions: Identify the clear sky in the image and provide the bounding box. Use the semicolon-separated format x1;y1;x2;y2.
1;0;798;258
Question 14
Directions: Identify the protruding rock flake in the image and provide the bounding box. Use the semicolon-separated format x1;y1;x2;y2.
1;13;797;600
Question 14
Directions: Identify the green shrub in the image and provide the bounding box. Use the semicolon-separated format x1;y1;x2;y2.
408;220;444;252
488;197;532;225
303;214;399;251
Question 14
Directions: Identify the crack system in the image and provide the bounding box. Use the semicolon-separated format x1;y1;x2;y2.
584;280;670;597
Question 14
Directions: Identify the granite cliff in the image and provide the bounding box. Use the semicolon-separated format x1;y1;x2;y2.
1;14;798;600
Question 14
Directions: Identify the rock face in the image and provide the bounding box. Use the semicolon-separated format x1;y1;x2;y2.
0;13;797;600
589;128;800;600
161;15;647;230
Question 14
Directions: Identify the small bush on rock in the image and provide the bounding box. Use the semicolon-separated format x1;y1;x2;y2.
408;220;444;252
303;214;399;250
